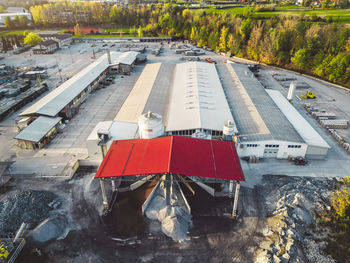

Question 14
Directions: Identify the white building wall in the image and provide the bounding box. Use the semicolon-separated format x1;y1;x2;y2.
237;140;307;159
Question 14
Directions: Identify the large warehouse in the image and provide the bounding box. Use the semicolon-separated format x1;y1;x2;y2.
224;63;330;159
88;61;330;160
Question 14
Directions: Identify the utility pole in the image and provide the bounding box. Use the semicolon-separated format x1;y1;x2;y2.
54;56;62;83
68;46;73;63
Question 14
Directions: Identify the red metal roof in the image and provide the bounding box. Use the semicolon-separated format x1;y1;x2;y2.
95;136;245;181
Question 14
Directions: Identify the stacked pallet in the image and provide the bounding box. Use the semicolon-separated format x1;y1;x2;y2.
248;156;259;163
311;112;336;119
329;129;345;144
343;143;350;154
320;120;349;129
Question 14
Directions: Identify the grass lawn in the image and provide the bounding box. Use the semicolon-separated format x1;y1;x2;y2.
197;6;350;23
0;30;31;37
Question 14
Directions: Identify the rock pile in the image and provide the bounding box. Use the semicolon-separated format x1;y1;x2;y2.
0;190;60;236
255;175;337;263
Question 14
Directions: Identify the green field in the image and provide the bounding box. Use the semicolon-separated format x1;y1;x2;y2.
199;6;350;23
0;30;31;37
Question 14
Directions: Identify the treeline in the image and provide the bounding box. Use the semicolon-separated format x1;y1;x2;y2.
29;2;350;87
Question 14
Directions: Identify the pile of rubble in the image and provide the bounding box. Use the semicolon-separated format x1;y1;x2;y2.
0;190;60;237
255;175;337;263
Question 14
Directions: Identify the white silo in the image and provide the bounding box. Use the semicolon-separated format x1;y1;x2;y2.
287;81;297;102
191;130;212;140
138;111;164;139
223;120;237;141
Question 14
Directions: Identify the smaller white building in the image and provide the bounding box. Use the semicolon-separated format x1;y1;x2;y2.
87;121;139;161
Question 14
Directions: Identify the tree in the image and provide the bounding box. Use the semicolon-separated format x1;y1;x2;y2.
138;25;143;37
219;26;229;53
291;49;309;70
4;17;13;28
74;23;82;36
0;6;5;13
331;177;350;218
23;32;42;46
239;18;252;43
19;16;30;27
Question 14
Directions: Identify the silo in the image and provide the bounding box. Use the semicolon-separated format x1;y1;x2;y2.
138;111;164;139
223;120;236;141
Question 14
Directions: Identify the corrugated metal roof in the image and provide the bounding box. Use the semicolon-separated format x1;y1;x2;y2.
14;116;62;143
166;62;234;132
20;51;122;117
114;63;175;123
112;51;139;66
95;136;245;181
266;89;330;148
225;63;304;143
142;63;175;123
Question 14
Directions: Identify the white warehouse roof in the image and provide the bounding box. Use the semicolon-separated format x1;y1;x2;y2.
14;116;62;143
115;63;175;123
111;51;139;66
166;62;236;132
266;89;330;149
20;51;122;117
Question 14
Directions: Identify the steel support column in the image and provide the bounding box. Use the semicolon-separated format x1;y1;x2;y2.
232;181;240;219
100;178;108;212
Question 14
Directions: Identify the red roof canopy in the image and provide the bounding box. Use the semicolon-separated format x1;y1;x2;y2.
95;136;245;181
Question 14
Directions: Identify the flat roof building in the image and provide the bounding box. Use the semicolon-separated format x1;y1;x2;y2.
166;62;236;137
224;63;330;159
115;62;175;123
14;116;62;149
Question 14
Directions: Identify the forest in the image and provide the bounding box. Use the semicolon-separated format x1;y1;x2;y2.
25;3;350;87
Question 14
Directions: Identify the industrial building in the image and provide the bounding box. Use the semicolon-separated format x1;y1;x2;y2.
33;40;59;54
15;51;126;148
89;61;330;160
110;51;140;73
14;116;62;149
224;63;330;159
20;51;122;120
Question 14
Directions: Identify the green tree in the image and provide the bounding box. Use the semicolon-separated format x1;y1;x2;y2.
19;16;30;27
138;25;143;37
291;49;309;70
23;32;42;46
208;30;219;51
331;177;350;218
4;17;13;28
219;26;229;53
0;6;5;13
239;18;252;43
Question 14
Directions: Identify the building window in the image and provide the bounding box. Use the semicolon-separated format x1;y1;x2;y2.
288;145;302;148
265;144;279;148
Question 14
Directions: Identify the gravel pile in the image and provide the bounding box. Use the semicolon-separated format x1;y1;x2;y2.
0;190;60;236
255;175;337;263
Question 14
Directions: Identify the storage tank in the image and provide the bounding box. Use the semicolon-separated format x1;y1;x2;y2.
223;120;236;141
287;81;297;102
191;130;212;140
138;111;164;139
